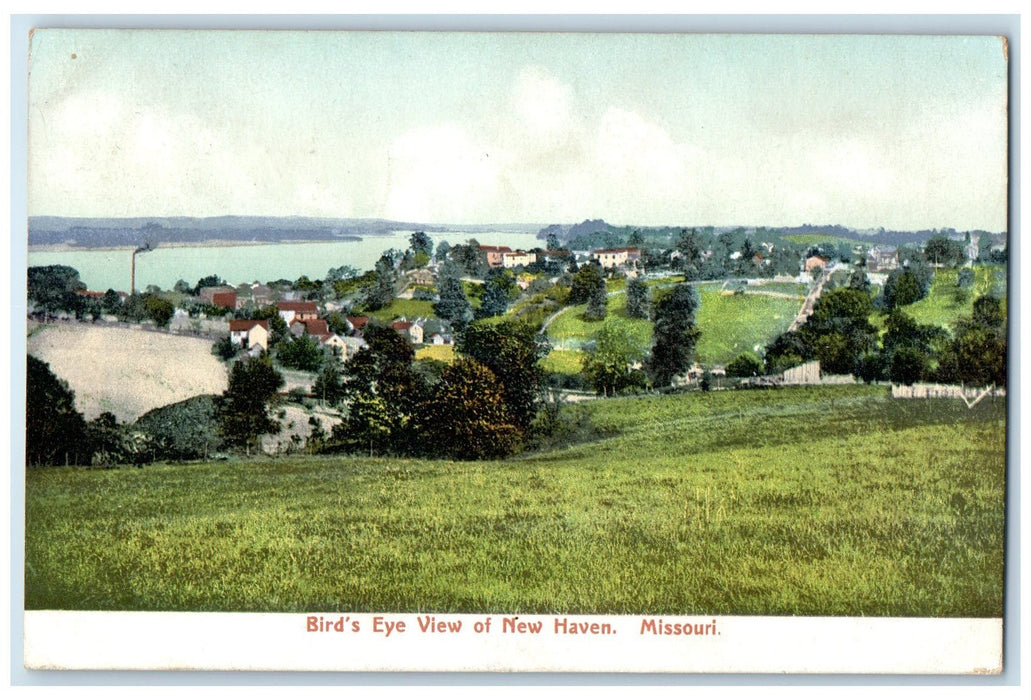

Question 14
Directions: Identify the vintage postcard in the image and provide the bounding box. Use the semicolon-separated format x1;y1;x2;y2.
20;28;1009;674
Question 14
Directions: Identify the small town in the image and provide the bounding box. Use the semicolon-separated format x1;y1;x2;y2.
21;28;1008;675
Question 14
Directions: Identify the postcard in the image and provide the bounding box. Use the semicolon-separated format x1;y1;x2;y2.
20;27;1009;675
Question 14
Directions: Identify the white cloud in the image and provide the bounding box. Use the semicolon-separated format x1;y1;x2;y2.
29;90;357;218
382;124;500;222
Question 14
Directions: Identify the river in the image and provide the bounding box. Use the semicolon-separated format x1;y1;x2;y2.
27;230;542;292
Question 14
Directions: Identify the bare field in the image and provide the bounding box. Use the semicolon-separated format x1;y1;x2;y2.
27;323;228;422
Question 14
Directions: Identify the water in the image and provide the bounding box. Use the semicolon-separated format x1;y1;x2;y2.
28;230;542;292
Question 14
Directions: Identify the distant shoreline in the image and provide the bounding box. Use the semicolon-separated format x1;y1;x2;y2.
27;238;367;253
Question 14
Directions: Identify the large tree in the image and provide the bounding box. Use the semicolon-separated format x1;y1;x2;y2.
365;252;398;311
458;319;548;433
582;318;648;395
216;354;285;455
27;265;84;317
568;263;605;306
797;287;877;375
625;277;650;319
647;284;701;387
277;334;324;372
435;275;474;329
419;359;521;460
338;323;427;453
26;355;88;466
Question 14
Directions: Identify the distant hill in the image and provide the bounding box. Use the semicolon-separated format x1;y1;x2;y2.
538;220;1006;251
28;216;541;248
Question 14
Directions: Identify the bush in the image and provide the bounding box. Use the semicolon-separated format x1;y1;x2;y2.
726;351;764;378
135;395;220;461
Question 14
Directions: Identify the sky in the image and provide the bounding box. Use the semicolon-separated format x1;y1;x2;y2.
26;30;1009;231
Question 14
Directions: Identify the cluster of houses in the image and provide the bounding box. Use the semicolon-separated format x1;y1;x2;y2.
228;301;367;360
227;299;452;363
477;244;644;275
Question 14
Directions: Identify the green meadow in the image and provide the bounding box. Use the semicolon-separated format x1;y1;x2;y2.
902;266;1007;329
694;289;801;365
545;284;802;366
26;385;1005;617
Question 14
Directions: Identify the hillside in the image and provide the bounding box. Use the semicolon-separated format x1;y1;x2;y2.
27;323;228;422
26;385;1004;615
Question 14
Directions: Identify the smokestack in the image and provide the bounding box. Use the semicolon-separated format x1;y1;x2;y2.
131;242;155;294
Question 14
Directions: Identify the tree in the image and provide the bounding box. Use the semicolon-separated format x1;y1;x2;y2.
365;253;398;311
950;295;1006;386
569;263;605;306
888;346;925;385
339;323;427;453
434;276;473;329
340;394;394;457
797;287;877;376
625;277;650;319
312;362;347;406
847;268;871;294
546;232;561;251
26;355;88;466
477;279;509;319
277;334;324;372
582;318;648;395
101;289;123;314
924;235;966;268
419;359;521;460
647;284;701;387
27;265;84;317
458;319;548;433
450;240;489;277
584;277;608;321
764;331;810;375
194;274;225;295
216;354;284;455
726;351;764;378
435;239;452;262
212;335;238;361
135;395;220;461
882;268;923;309
957;267;975;289
409;231;433;259
143;294;175;328
253;305;289;346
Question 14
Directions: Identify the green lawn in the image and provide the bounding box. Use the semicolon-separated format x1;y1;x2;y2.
783;233;859;247
902;266;1007;330
695;289;801;365
545;286;800;365
541;349;586;374
26;385;1005;617
545;295;652;349
364;298;436;322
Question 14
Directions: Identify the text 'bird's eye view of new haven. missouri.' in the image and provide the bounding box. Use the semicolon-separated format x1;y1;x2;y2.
22;29;1008;672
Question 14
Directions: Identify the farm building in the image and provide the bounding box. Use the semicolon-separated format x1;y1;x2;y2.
391;319;424;344
229;319;269;350
593;247;642;269
277;301;318;325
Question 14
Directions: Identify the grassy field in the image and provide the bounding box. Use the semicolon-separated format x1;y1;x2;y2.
415;344;457;363
26;385;1004;616
545;285;800;366
541;348;586;374
782;234;859;247
364;298;436;322
902;266;1007;330
694;289;801;365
